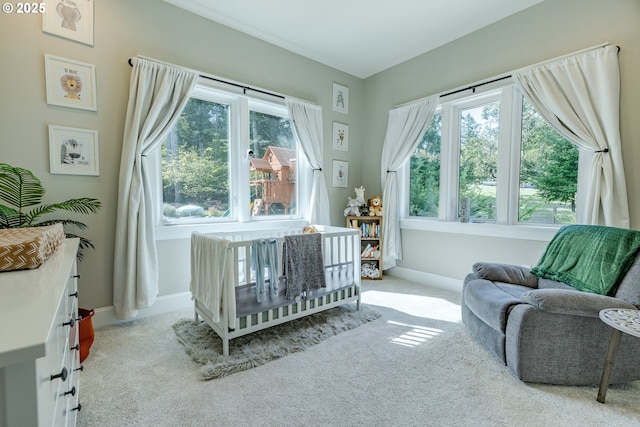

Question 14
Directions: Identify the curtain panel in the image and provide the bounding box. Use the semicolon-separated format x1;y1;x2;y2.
512;45;629;228
113;58;198;320
380;96;439;270
285;97;330;225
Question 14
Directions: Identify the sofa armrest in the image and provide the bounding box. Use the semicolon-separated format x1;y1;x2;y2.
472;262;538;288
520;289;637;318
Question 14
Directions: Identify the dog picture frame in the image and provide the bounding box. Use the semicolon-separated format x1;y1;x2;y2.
42;0;95;46
44;54;97;111
49;125;100;176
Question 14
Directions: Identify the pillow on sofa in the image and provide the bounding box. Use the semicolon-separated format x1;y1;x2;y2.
472;262;538;288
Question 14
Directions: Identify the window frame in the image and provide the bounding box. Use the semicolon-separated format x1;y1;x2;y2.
403;78;578;235
151;78;310;240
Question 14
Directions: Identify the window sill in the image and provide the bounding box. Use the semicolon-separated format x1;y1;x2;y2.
155;219;309;241
400;218;559;242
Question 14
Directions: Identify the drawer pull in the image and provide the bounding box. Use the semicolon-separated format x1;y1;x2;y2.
50;367;68;382
70;344;80;351
71;403;82;412
64;386;76;397
73;274;81;279
74;365;84;373
69;291;79;298
63;317;75;328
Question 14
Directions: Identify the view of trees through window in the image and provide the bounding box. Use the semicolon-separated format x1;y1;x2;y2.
162;97;231;221
458;102;499;221
248;110;297;217
409;93;578;225
160;96;297;222
520;97;578;224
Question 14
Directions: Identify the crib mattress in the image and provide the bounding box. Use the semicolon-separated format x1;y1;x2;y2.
0;224;65;272
236;263;356;317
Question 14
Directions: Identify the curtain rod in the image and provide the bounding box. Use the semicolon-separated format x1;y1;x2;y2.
127;57;285;100
394;43;619;108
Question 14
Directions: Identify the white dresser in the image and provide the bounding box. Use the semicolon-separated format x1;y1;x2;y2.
0;239;81;427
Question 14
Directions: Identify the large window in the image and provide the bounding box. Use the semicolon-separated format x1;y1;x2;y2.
158;82;303;225
409;83;578;226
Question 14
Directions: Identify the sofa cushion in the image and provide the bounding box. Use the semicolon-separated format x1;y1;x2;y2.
464;279;530;332
614;253;640;307
537;278;574;290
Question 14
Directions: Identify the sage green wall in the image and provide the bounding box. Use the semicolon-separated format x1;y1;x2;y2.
362;0;640;280
0;0;364;309
2;0;639;311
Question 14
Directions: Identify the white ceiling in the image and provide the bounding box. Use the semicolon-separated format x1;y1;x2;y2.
163;0;544;79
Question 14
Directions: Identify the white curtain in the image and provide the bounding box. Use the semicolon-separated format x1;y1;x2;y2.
380;96;439;270
512;45;629;228
113;58;198;320
285;97;330;225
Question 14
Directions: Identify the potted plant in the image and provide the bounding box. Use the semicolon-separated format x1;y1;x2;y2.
0;162;101;362
0;162;101;259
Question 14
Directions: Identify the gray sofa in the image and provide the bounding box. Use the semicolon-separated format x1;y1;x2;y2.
462;227;640;386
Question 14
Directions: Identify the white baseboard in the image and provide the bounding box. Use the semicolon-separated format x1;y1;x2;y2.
91;292;193;329
385;267;463;293
91;269;462;329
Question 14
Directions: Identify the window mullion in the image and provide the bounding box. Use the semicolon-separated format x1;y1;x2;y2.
235;97;250;222
508;89;523;224
496;86;514;224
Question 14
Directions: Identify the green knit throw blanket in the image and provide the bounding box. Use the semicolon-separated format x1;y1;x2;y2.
531;225;640;295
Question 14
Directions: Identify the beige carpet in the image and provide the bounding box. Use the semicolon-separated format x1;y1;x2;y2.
78;277;640;426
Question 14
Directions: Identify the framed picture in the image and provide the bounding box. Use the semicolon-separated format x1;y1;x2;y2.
332;160;349;188
42;0;95;46
49;125;99;176
45;54;97;111
332;83;349;114
332;122;349;152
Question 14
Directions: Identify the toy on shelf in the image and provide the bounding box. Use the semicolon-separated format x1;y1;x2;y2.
343;186;366;217
368;195;382;216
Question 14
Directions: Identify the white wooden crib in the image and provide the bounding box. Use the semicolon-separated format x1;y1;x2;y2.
190;225;361;356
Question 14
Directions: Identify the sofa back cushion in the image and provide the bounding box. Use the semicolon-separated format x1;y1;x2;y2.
614;253;640;307
537;278;574;291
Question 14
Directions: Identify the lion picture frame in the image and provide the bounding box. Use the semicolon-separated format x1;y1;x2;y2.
44;54;97;111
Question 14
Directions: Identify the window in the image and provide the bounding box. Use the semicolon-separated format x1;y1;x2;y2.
408;82;578;226
157;81;304;225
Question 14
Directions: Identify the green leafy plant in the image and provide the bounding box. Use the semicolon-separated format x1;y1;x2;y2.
0;163;101;260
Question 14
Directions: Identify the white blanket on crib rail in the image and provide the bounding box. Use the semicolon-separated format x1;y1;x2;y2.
190;232;236;327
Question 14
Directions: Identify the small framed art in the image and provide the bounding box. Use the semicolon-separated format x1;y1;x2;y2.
332;160;349;188
332;83;349;114
45;54;97;111
49;125;99;176
332;122;349;152
42;0;95;46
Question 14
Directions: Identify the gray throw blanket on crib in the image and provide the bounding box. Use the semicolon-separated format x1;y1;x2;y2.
282;233;326;300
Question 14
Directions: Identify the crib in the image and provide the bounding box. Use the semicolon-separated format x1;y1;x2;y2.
191;225;361;356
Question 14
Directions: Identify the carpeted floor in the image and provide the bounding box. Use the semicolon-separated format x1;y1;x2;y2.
77;276;640;426
173;304;381;379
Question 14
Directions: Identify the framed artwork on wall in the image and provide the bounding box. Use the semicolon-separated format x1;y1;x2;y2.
42;0;95;46
44;54;97;111
332;83;349;114
332;122;349;152
49;125;100;176
332;160;349;188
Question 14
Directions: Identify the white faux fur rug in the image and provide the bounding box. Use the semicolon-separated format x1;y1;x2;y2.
173;304;381;379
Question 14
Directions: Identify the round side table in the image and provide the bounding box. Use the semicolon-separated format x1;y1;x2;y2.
597;308;640;403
